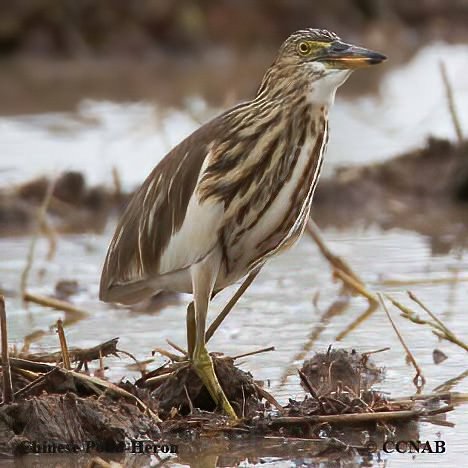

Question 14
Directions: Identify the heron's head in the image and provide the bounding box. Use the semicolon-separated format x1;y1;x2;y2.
259;28;386;103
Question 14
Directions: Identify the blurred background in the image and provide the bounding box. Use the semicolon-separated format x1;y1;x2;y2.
1;2;468;465
1;0;468;112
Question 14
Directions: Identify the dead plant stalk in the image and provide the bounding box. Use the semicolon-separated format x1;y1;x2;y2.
378;293;426;389
20;177;56;299
0;296;13;404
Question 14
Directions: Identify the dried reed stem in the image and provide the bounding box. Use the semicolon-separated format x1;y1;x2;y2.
23;292;89;320
269;409;423;426
386;293;468;352
378;293;426;390
230;346;275;361
0;296;13;404
166;339;187;356
439;60;463;143
298;369;325;413
20;177;56;299
253;382;285;414
206;267;260;343
56;319;71;370
408;291;468;352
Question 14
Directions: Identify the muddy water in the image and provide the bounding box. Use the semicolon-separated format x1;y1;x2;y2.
1;44;468;467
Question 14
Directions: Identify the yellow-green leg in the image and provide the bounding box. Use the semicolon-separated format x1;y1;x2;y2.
189;248;238;420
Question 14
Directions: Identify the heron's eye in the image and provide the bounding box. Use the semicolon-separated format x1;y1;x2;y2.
298;41;312;56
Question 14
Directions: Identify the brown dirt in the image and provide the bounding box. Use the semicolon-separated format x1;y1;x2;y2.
0;344;450;459
0;393;160;456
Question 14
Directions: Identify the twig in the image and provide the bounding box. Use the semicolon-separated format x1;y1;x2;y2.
152;347;184;362
142;372;177;388
56;319;71;370
22;292;89;320
344;384;393;434
21;329;49;353
19;338;119;367
298;369;325;413
20;177;56;299
408;291;468;352
439;60;463;143
229;346;275;361
184;384;194;414
111;166;122;200
424;404;455;417
166;339;187;356
333;269;377;304
13;368;57;399
378;275;468;287
0;296;13;404
269;409;424;426
386;293;468;352
391;391;468;406
206;267;260;343
253;382;285;414
116;348;148;376
433;370;468;394
39;214;57;261
362;347;390;357
378;293;426;390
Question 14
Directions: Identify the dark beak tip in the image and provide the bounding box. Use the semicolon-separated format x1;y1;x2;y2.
368;52;387;64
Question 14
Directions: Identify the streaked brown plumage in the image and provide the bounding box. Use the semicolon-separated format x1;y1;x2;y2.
99;29;385;418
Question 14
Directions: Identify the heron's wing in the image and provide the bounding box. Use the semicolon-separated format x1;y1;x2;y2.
99;123;222;304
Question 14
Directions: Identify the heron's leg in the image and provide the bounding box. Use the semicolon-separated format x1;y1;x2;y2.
205;266;262;343
191;249;238;420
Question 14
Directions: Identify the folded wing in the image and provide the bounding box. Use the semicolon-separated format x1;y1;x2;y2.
99;122;222;304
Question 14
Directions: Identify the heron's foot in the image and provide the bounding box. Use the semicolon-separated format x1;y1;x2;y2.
192;346;238;420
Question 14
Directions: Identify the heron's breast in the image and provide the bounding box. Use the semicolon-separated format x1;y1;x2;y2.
221;118;328;281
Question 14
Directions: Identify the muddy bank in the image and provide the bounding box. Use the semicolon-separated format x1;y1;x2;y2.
0;170;120;237
1;138;467;252
0;322;453;462
312;137;468;253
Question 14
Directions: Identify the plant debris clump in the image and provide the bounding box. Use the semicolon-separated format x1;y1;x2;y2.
139;356;261;419
300;348;383;393
0;328;456;460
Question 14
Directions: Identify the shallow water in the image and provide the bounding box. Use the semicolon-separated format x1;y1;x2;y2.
1;43;468;467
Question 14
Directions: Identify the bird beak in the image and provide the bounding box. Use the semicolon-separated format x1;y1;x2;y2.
319;42;386;68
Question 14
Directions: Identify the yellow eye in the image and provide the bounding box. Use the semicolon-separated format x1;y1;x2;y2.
298;41;312;56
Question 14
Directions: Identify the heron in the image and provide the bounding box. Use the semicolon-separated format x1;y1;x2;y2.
99;28;385;419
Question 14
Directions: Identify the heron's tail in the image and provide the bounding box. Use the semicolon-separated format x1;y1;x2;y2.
99;278;158;305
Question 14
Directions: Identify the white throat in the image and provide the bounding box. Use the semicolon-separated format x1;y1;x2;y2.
307;68;352;106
